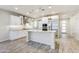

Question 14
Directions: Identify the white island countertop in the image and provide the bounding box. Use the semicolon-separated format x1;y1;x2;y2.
26;29;56;49
27;30;56;32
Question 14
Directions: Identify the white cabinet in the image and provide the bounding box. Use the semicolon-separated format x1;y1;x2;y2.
9;15;25;40
10;15;22;25
9;30;26;40
27;31;55;49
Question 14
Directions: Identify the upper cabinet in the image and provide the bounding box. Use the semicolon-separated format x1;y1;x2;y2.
10;15;23;25
38;15;59;30
24;15;59;30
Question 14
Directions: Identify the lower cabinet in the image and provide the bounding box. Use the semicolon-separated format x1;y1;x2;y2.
9;30;26;40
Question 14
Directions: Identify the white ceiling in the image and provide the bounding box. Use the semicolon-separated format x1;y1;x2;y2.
0;5;79;18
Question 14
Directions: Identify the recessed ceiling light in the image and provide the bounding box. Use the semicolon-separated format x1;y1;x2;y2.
33;16;37;18
26;12;30;14
52;11;55;14
41;8;45;11
15;7;18;10
35;9;39;12
42;14;44;16
48;6;52;9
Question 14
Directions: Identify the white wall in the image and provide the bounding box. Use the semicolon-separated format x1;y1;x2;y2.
69;13;79;40
0;10;10;42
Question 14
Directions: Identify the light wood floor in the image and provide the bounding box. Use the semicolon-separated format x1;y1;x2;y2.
0;36;79;53
0;37;58;53
59;37;79;53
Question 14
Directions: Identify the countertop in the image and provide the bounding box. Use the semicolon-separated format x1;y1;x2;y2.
10;29;56;32
27;30;56;32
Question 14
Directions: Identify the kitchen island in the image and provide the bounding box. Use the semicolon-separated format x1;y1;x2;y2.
26;30;56;49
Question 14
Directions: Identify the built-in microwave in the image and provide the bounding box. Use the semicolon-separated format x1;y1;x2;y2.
42;24;47;31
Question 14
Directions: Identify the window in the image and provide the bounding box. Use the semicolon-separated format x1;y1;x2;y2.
61;20;67;33
51;15;59;30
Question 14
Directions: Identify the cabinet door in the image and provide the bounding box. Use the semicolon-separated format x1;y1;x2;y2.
9;31;18;40
10;15;21;25
9;31;26;40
